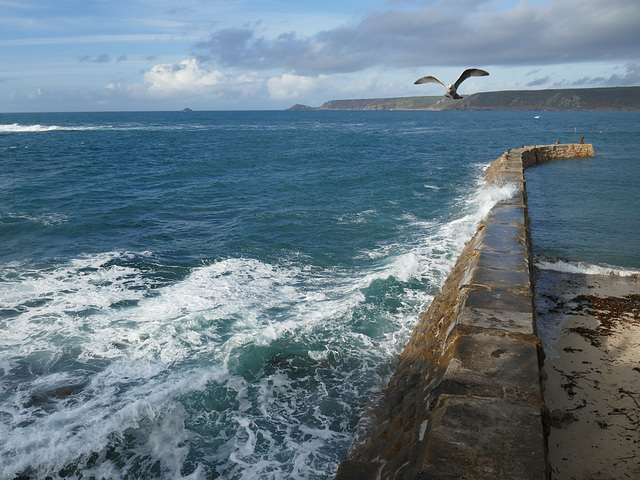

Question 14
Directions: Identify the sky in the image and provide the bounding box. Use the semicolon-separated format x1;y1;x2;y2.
1;0;639;112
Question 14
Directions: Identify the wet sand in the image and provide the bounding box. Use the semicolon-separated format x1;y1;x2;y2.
534;263;640;479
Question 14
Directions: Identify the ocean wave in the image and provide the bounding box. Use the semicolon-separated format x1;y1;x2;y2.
1;211;69;226
534;255;640;277
0;123;115;133
0;123;65;133
0;249;423;479
0;123;147;133
0;123;194;133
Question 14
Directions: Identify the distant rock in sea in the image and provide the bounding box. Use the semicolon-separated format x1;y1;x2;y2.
182;107;193;112
288;104;316;111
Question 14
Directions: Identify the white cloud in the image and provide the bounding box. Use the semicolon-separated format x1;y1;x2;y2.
267;73;317;100
143;58;260;98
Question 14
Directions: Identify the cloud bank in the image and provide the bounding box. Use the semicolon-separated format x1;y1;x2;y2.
132;0;637;104
192;0;640;75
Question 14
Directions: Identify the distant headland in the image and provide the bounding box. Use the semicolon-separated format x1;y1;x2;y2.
289;86;640;111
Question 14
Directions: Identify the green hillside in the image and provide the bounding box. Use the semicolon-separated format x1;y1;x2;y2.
288;86;640;111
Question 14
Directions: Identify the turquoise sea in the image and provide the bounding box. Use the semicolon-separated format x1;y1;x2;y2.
1;110;638;479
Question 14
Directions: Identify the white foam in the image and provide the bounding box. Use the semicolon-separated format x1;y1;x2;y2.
415;182;518;281
535;256;640;277
0;123;63;133
0;123;203;134
0;253;150;359
1;361;216;479
0;170;515;478
0;123;113;133
335;209;378;225
470;182;519;219
2;211;68;226
0;249;398;476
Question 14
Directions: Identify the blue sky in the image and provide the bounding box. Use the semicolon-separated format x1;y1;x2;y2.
1;0;639;112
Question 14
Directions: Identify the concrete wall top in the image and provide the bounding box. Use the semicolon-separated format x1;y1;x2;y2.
335;143;595;480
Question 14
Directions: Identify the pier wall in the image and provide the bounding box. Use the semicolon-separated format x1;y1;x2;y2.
335;143;595;480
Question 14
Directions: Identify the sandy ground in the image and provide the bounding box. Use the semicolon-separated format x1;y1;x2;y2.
534;265;640;479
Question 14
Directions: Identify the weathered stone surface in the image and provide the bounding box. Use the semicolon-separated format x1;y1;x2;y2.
458;304;535;332
413;398;547;479
475;249;529;272
334;460;378;480
485;203;526;225
472;265;531;291
465;288;533;314
479;223;528;254
334;144;594;480
442;330;543;398
520;143;594;167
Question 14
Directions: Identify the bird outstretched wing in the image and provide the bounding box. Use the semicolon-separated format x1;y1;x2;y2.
414;76;445;86
453;69;489;89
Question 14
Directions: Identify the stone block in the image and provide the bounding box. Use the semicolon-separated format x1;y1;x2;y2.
470;265;531;292
458;304;535;332
464;288;533;315
475;249;529;273
485;203;526;225
414;397;547;479
442;331;543;400
502;189;527;206
478;223;528;254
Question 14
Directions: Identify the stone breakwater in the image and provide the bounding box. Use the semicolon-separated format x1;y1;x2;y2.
335;143;595;480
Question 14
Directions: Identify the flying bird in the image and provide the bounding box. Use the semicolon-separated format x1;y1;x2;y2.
414;68;489;99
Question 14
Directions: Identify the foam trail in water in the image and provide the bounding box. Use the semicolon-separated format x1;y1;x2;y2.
535;255;640;277
0;123;195;133
0;123;64;133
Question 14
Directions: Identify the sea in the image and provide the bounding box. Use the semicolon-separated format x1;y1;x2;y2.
1;110;638;480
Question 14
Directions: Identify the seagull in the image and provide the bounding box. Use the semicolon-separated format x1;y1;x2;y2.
414;68;489;99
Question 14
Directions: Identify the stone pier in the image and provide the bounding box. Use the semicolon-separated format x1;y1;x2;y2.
335;143;595;480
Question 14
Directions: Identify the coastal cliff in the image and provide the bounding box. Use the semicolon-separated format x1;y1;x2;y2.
289;86;640;111
335;143;595;480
